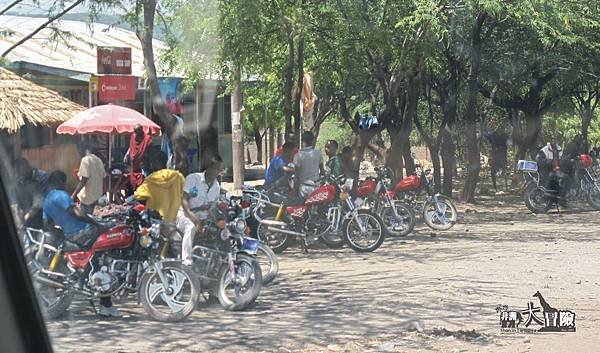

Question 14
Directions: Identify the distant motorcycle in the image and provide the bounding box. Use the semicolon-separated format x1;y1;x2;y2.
23;204;200;322
392;165;457;231
520;153;600;213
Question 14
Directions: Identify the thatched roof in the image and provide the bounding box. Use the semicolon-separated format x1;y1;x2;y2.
0;67;84;133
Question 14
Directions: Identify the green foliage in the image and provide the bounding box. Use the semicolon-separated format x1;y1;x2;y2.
315;118;354;151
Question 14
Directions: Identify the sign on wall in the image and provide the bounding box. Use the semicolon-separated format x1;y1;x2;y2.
97;47;132;75
98;75;136;101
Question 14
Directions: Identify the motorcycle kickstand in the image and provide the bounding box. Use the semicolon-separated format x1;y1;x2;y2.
301;239;309;254
88;298;98;315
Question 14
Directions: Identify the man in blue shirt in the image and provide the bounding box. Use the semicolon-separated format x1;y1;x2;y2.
264;142;296;190
43;170;122;318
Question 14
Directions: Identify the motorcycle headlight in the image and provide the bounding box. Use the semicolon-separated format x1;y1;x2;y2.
139;234;152;248
233;218;247;233
220;228;231;240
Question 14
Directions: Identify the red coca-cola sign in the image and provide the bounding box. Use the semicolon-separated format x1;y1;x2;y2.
98;76;136;101
97;47;132;75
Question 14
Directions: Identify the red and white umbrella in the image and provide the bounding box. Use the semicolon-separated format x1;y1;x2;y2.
56;104;161;135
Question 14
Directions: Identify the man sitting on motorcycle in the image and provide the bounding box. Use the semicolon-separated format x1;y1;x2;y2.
42;171;122;318
293;131;325;197
177;155;225;266
536;137;566;206
264;142;296;190
325;140;343;177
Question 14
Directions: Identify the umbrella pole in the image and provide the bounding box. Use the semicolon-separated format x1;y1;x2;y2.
108;133;112;202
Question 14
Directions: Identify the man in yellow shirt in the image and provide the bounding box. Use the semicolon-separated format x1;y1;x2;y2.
72;144;106;215
134;151;184;222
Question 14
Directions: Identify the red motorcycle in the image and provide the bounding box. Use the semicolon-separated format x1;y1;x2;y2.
23;204;200;322
354;167;416;236
257;174;385;253
393;165;457;230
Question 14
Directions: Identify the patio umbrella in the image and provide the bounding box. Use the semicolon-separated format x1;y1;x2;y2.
56;104;162;197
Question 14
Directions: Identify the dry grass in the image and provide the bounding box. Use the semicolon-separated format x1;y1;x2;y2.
0;67;84;132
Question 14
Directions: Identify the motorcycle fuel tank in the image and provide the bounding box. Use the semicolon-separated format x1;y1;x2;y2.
355;178;377;197
92;224;135;252
286;205;308;219
395;175;422;192
305;184;336;206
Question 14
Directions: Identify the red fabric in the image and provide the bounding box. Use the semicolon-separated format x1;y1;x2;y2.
129;172;145;189
129;133;153;171
56;104;161;135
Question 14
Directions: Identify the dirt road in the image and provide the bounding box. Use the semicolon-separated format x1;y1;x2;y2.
46;194;600;353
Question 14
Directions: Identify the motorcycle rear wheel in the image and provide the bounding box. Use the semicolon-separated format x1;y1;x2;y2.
342;209;385;252
34;261;74;320
320;231;345;248
381;200;416;236
216;254;262;311
524;184;552;214
139;261;200;322
256;217;292;254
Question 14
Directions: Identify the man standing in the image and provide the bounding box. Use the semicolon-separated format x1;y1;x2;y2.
324;140;342;177
72;144;106;215
293;131;324;197
14;157;48;228
537;137;565;206
124;124;153;189
177;156;225;266
264;142;296;190
43;171;121;317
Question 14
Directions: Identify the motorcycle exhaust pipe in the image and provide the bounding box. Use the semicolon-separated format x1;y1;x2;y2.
266;226;305;237
35;274;66;289
260;219;288;227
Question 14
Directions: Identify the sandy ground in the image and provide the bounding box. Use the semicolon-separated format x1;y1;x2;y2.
45;191;600;353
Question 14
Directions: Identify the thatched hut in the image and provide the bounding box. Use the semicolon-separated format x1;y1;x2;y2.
0;67;84;186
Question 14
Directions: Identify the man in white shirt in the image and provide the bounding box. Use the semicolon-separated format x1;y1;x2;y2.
72;143;106;215
177;156;225;266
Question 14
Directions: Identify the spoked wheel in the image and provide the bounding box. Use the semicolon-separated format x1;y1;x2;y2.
256;243;279;285
140;262;200;322
216;254;262;311
524;184;552;214
423;195;457;230
257;217;291;254
342;209;385;252
587;182;600;210
381;200;416;236
34;262;74;320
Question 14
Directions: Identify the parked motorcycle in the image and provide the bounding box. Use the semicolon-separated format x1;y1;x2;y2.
224;194;279;285
520;153;600;213
356;167;416;236
188;205;263;311
23;204;200;322
393;165;457;231
257;174;385;253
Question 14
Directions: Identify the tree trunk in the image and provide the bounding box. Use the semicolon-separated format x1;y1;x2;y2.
254;128;263;163
284;25;294;139
138;0;188;175
441;128;455;196
231;66;245;189
523;111;542;159
462;11;487;204
268;126;275;161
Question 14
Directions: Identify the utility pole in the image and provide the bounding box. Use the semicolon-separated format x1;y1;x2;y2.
231;66;244;189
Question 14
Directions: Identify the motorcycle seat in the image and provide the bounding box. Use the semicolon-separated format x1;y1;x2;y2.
283;197;306;206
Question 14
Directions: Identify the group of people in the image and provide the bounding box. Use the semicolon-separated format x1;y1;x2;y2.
12;127;227;318
263;131;356;197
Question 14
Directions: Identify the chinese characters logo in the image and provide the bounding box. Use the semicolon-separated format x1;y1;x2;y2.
496;291;575;332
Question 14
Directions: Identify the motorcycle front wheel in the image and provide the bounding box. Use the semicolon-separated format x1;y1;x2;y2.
216;254;262;311
524;184;552;214
342;209;385;252
256;243;279;285
423;195;457;230
140;261;200;322
381;200;416;236
587;182;600;210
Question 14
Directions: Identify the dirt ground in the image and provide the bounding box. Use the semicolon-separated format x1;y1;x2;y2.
45;191;600;353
